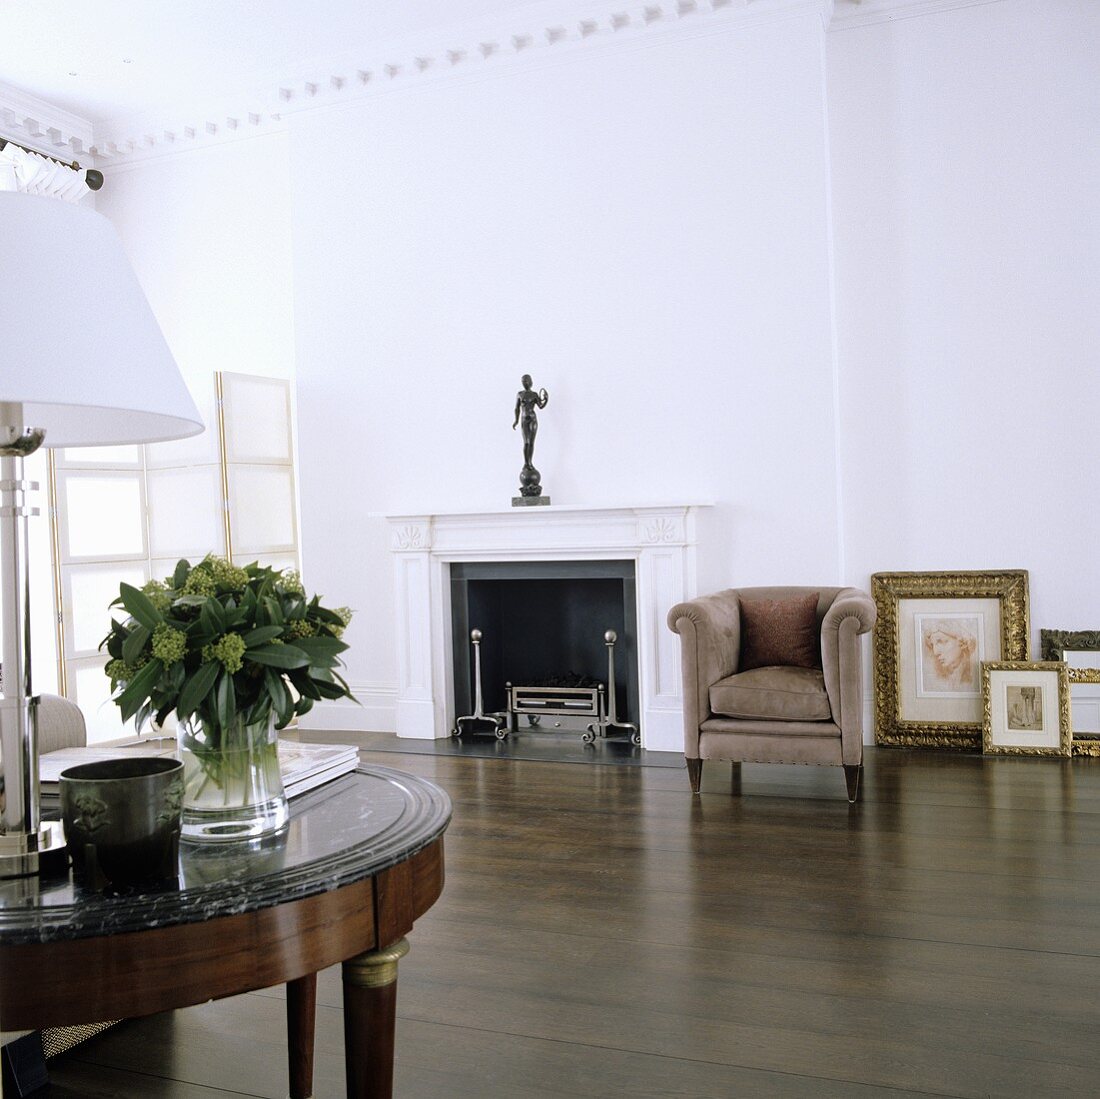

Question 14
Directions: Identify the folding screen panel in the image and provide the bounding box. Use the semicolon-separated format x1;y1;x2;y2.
145;373;225;578
52;446;149;742
219;372;299;571
47;372;299;743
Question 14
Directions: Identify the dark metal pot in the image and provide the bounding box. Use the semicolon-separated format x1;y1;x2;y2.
60;756;184;891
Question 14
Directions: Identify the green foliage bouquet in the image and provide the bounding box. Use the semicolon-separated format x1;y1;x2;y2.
103;556;354;736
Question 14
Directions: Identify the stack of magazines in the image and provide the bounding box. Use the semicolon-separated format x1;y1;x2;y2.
39;738;360;799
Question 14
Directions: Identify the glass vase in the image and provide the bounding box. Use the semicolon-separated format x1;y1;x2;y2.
178;711;288;843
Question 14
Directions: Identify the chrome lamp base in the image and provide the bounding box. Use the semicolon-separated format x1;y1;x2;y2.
0;413;66;878
0;820;65;877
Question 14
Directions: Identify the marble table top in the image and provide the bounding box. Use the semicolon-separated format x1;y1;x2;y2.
0;764;452;945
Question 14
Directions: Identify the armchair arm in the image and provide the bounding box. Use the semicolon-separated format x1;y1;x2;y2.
666;590;742;756
820;588;876;765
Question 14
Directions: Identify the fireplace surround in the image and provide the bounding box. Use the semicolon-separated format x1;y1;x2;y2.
386;505;704;752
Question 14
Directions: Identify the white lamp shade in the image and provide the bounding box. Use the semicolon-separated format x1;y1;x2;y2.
0;192;203;446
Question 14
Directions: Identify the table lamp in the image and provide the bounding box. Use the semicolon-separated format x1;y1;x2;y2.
0;191;203;877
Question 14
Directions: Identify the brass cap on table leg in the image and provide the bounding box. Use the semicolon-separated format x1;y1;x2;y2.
344;937;410;989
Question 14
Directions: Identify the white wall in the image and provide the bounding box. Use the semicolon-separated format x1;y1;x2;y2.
291;15;841;717
97;132;296;424
828;0;1100;645
86;0;1100;736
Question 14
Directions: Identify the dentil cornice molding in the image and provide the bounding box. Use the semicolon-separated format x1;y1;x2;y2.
0;80;96;162
85;0;822;169
0;0;1007;171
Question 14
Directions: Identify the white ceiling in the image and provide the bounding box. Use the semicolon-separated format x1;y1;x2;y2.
0;0;558;122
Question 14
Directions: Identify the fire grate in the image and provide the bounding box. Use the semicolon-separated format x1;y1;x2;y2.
453;627;640;747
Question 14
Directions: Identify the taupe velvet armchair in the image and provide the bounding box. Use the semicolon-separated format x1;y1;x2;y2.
667;586;876;802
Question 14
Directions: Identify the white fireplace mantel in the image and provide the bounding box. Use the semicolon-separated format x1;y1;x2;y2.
385;504;706;753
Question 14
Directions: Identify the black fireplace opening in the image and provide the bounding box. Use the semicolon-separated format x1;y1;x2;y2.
450;560;638;729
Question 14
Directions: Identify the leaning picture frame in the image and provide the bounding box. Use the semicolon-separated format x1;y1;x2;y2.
981;660;1071;757
1039;629;1100;683
872;570;1030;749
1040;629;1100;755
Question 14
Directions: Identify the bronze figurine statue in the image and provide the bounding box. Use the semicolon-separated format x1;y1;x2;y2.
512;374;550;505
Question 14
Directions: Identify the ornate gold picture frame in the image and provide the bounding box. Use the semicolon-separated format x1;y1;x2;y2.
1040;629;1100;755
981;660;1071;757
1039;629;1100;683
872;570;1030;749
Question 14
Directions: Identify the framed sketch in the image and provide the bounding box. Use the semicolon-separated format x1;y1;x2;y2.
1040;629;1100;754
872;570;1030;749
981;661;1071;756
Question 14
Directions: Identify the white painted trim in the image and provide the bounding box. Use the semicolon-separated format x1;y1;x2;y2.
297;685;397;733
80;0;826;168
1;0;1013;167
0;80;96;161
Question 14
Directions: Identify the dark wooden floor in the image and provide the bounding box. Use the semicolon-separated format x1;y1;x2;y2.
46;747;1100;1097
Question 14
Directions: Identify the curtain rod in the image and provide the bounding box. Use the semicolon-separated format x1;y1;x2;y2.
0;137;104;191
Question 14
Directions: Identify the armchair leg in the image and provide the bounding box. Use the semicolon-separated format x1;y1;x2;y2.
686;757;702;794
843;764;862;804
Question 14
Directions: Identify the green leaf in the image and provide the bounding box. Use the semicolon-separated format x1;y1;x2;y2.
200;597;227;637
135;699;153;733
263;597;284;626
292;635;349;658
294;696;314;717
173;594;209;607
301;652;340;669
119;582;163;631
177;661;221;719
184;617;216;645
215;669;236;728
313;678;349;700
166;661;187;692
288;670;322;700
122;624;151;666
241;626;284;647
224;605;249;628
172;559;190;589
246;644;309;670
104;624;125;659
116;659;165;722
264;669;293;728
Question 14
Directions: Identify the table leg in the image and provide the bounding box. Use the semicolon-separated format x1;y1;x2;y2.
341;937;410;1099
287;972;317;1099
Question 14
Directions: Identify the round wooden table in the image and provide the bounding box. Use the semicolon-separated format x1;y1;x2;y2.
0;763;451;1098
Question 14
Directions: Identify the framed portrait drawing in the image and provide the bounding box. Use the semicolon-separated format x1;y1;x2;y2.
872;570;1030;749
981;661;1071;757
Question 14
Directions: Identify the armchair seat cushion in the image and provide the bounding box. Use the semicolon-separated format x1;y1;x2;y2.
709;666;832;722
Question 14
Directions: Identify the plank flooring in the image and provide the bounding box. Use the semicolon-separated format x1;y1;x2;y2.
46;746;1100;1097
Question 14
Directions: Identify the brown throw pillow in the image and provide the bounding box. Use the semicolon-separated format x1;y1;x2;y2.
738;592;821;671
